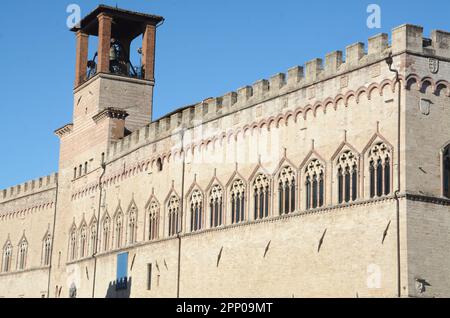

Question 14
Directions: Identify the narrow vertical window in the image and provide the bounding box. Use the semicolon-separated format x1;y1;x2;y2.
344;167;351;203
305;177;311;210
278;166;296;215
18;239;28;270
43;235;52;266
128;207;137;245
369;161;375;198
148;200;159;241
444;145;450;198
2;243;12;273
338;168;343;204
79;225;87;258
69;227;77;261
376;159;383;197
352;165;358;201
384;157;391;196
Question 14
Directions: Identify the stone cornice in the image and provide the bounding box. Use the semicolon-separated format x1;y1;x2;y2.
92;107;129;123
54;124;73;138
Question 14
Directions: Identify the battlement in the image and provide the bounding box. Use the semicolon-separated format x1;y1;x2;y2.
0;173;58;203
105;24;450;162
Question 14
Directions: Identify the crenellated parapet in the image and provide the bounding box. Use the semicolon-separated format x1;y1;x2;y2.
104;24;450;163
0;173;58;204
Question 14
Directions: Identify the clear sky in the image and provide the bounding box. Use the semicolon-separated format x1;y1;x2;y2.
1;0;450;190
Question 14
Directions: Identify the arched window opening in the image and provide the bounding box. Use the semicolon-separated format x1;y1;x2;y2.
90;222;97;256
210;185;223;228
167;196;180;237
230;179;246;224
336;151;358;204
190;190;203;232
253;174;270;220
69;227;77;261
305;159;325;210
148;200;159;241
17;239;27;270
102;216;110;252
115;212;123;249
43;234;52;266
128;207;137;245
2;242;12;273
368;143;391;198
79;225;87;258
278;166;296;215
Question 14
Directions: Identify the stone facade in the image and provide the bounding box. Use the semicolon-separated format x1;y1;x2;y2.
1;7;450;298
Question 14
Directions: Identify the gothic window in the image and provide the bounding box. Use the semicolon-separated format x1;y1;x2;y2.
114;212;123;249
190;190;204;232
79;224;87;258
336;150;358;204
90;222;97;256
2;242;12;273
69;227;77;261
443;145;450;198
278;166;296;215
102;216;110;252
209;185;223;228
128;207;137;245
167;195;180;237
305;159;325;210
43;234;52;266
253;174;270;220
18;238;28;270
148;200;159;241
368;142;391;198
230;179;246;224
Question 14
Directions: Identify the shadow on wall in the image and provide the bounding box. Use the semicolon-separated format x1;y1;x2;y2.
105;277;132;298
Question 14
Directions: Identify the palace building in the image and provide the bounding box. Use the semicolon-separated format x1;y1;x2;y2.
1;5;450;298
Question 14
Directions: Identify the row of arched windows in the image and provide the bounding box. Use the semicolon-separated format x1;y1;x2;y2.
67;141;395;261
1;234;52;273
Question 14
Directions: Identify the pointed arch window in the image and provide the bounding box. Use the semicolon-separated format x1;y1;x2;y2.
210;185;223;228
18;238;28;270
168;195;180;237
230;179;246;224
128;207;137;245
2;242;12;273
336;151;358;204
102;216;110;252
69;227;77;261
278;166;296;215
253;174;270;220
368;142;391;198
148;200;159;241
305;159;325;210
43;234;52;266
115;212;123;249
190;190;204;232
443;145;450;198
79;224;87;258
89;221;97;256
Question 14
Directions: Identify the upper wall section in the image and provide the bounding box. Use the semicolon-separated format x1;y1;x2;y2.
105;24;450;163
0;173;58;204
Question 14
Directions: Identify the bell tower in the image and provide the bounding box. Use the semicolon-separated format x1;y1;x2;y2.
71;5;164;133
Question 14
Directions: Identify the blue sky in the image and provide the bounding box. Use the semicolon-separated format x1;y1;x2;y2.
1;0;450;189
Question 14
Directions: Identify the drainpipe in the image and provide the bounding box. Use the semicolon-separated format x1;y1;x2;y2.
46;176;59;298
386;53;402;298
91;162;106;298
177;129;186;298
